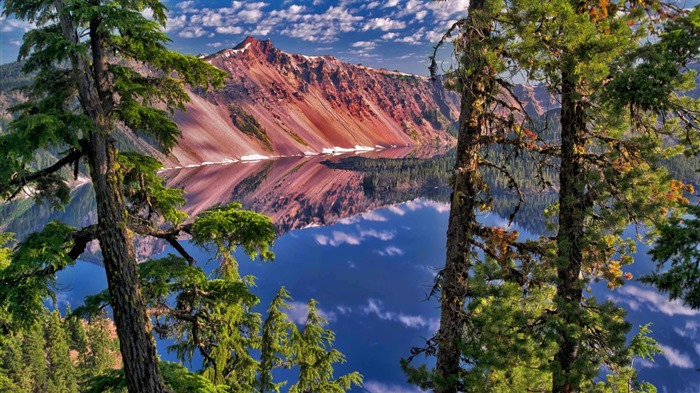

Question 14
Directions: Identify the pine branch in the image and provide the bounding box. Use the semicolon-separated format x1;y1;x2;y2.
0;224;98;287
8;147;84;198
128;222;195;265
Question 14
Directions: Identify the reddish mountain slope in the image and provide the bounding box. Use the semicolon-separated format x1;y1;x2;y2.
168;37;460;166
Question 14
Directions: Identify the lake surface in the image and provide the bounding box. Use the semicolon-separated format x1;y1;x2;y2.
2;149;698;393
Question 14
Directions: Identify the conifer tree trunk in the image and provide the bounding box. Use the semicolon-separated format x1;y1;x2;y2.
54;1;170;392
552;69;587;393
436;1;492;390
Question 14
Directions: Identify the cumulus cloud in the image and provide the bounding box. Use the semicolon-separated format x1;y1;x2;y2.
285;301;337;325
362;17;406;32
216;26;244;34
658;343;694;369
164;14;187;32
179;26;207;38
362;299;439;331
394;27;425;45
281;6;363;42
615;285;700;317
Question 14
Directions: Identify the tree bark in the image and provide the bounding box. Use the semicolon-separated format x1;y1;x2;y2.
53;1;170;391
436;1;492;391
552;69;587;393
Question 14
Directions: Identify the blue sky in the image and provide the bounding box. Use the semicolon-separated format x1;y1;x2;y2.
0;0;470;75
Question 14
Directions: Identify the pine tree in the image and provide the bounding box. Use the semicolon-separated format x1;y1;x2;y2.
402;1;551;391
506;1;699;391
288;299;362;393
22;322;47;392
258;287;296;393
45;310;78;393
86;312;116;377
0;1;225;391
65;305;89;356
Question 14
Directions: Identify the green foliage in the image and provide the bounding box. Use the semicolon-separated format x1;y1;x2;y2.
65;304;89;355
0;62;34;91
45;310;79;392
642;204;700;309
288;300;363;393
84;361;226;393
228;104;273;151
0;221;77;328
85;313;118;376
258;287;296;393
117;152;188;224
191;203;276;276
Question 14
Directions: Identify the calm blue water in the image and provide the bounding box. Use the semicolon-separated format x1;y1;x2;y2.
36;158;700;393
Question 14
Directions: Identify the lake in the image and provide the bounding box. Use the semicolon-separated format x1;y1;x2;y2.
2;148;698;393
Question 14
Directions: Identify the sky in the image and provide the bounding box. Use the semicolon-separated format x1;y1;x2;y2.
0;0;470;75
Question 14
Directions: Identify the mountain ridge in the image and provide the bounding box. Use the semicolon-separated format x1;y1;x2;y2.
167;36;461;166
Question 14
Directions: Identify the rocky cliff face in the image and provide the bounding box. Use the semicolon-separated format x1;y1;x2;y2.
168;37;461;166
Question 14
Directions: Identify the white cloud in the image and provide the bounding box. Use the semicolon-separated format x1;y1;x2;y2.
616;286;700;317
673;320;699;338
376;246;405;256
634;358;658;369
427;0;469;21
177;1;196;12
362;17;407;32
361;211;387;221
1;18;35;33
404;198;450;213
352;40;376;48
314;231;361;246
658;344;694;369
414;10;428;21
388;205;405;216
165;14;187;32
383;0;400;8
238;9;265;23
280;6;363;42
285;301;337;325
361;299;439;331
178;26;207;38
216;26;243;34
395;27;425;45
364;381;425;393
336;305;352;315
359;229;395;241
315;228;394;246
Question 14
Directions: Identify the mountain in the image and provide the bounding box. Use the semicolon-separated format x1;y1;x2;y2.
167;37;461;166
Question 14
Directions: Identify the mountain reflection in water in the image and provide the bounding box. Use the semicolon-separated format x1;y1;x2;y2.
0;147;698;393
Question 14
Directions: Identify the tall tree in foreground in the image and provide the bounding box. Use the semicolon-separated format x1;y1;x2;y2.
404;1;550;391
0;1;225;391
508;1;698;391
433;1;497;389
